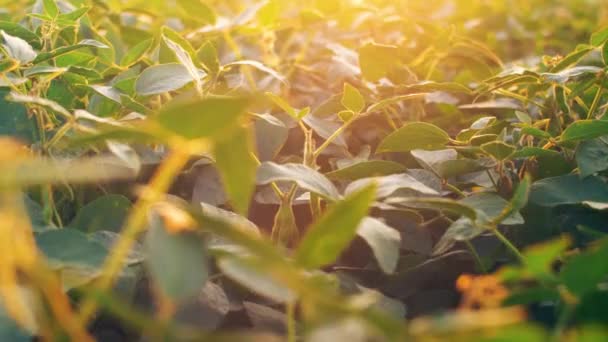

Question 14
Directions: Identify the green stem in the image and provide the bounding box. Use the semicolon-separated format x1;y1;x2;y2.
286;300;296;342
464;240;487;274
445;183;466;198
586;82;604;119
493;228;525;263
78;147;192;324
313;117;356;158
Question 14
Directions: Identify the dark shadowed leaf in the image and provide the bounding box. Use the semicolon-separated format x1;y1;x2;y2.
529;175;608;207
357;217;401;274
576;137;608;177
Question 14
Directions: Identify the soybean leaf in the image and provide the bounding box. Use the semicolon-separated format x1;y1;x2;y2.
481;141;515;161
33;39;108;64
377;122;450;153
213;125;256;215
70;194;131;233
155;95;250;140
256;162;341;200
345;173;439;199
529;174;608;207
561;120;608;142
120;38;153;67
135;63;195;96
145;212;209;301
358;42;399;82
341;83;365;113
295;184;376;269
356;217;401;274
0;21;40;48
576;137;608;178
35;229;108;270
1;31;36;63
326;160;406;181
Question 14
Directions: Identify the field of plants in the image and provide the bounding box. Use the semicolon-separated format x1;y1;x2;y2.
2;0;608;340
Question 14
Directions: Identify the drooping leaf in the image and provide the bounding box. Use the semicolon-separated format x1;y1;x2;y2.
345;173;439;199
295;184;376;269
1;31;36;63
256;162;341;201
356;217;401;274
326;160;406;181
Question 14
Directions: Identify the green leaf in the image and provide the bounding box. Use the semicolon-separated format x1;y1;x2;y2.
33;39;108;64
481;141;515;161
0;22;41;49
561;241;608;296
0;89;37;142
155;95;250;140
177;0;217;24
254;113;288;161
385;197;478;221
145;211;209;301
377;122;450;153
341;83;365;113
213;125;256;216
591;26;608;46
1;31;36;63
356;217;401;274
529;174;608;207
326;160;406;181
345;173;439;199
561;120;608;142
256;162;341;201
135;63;195;96
411;149;487;179
42;0;59;18
197;41;220;74
217;256;295;303
295;183;376;269
358;42;399;82
162;27;203;91
224;60;286;84
70;194;131;233
576;137;608;178
0;307;30;341
36;229;108;270
510;174;532;213
265;92;298;119
120;38;153;67
337;110;355;122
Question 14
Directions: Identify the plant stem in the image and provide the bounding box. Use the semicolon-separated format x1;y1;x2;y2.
586;82;604;119
78;147;192;324
313;117;356;158
492;228;525;263
464;240;487;273
286;300;297;342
